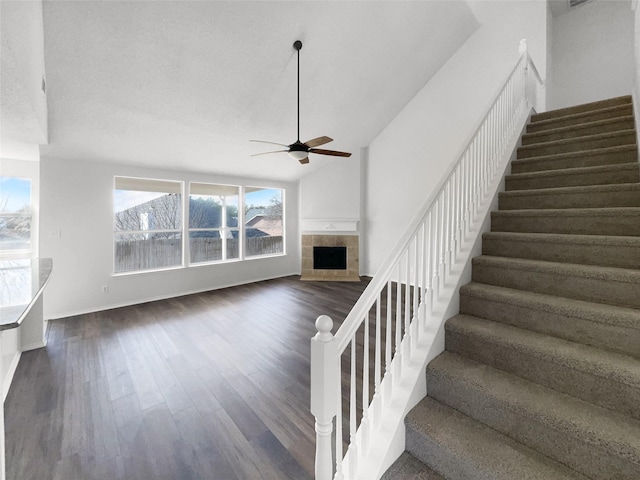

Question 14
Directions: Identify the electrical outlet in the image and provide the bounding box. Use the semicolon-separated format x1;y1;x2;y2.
101;285;109;294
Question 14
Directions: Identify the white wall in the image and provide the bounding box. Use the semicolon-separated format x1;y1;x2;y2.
363;1;548;275
0;0;48;157
299;151;361;221
40;157;300;319
548;0;635;109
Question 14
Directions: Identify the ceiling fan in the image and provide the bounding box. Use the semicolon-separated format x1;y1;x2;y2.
250;40;352;165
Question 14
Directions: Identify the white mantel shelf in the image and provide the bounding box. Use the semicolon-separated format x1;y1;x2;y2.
301;218;359;234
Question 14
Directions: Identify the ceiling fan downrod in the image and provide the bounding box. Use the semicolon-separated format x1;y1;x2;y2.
294;40;302;142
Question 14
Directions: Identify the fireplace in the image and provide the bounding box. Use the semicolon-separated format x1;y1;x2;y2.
301;234;360;281
314;246;347;270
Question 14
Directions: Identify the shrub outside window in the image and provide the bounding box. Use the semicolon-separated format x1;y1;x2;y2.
245;187;284;257
0;176;32;254
114;177;183;273
189;183;240;264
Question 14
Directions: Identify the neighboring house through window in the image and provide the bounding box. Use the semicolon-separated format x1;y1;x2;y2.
245;187;284;257
113;178;285;274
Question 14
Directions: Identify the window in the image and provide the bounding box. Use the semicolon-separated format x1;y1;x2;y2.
189;183;240;264
0;176;32;254
245;187;284;257
114;177;183;273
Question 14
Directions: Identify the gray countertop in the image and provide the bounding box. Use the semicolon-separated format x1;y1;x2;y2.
0;258;53;330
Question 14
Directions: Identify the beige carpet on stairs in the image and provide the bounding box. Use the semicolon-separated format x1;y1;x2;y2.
382;95;640;480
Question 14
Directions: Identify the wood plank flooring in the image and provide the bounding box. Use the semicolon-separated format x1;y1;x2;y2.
4;276;371;480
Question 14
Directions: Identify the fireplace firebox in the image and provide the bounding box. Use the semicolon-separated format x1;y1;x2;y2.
313;246;347;270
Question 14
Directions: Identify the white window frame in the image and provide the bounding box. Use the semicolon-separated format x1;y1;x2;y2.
188;182;241;265
113;176;184;275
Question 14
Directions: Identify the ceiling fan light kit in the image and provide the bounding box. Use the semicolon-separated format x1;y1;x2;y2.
251;40;352;164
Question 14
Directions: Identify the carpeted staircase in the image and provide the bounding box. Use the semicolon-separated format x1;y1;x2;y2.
383;95;640;479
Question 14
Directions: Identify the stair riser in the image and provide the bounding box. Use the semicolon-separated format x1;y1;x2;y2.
491;212;640;236
517;132;636;159
472;260;640;308
522;119;635;146
426;366;640;480
459;291;640;358
511;148;638;174
505;167;640;190
482;237;640;270
444;329;640;421
531;96;632;122
405;427;494;480
527;105;634;133
498;189;640;210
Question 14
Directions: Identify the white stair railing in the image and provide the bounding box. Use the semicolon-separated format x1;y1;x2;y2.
311;42;544;480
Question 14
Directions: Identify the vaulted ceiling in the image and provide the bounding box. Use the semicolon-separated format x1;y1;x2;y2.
6;1;482;181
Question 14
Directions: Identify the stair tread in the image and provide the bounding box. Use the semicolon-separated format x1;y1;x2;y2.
529;104;634;131
531;95;632;122
483;231;640;247
500;182;640;197
381;453;444;480
512;144;637;165
518;129;637;152
473;255;640;283
430;352;640;451
407;396;590;480
492;206;640;217
446;315;640;390
507;162;639;180
523;115;635;141
460;282;640;330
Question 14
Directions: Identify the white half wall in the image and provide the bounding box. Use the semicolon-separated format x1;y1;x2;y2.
39;157;300;319
548;0;635;110
363;1;548;275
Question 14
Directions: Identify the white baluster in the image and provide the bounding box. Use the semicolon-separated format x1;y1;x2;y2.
349;336;358;479
335;359;344;480
361;314;370;456
374;293;382;424
311;315;337;480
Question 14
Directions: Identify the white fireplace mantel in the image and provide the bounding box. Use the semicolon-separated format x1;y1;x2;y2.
301;218;359;234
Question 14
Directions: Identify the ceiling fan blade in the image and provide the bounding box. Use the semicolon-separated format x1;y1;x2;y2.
304;136;333;148
250;140;289;147
250;150;289;157
309;148;352;157
298;157;310;165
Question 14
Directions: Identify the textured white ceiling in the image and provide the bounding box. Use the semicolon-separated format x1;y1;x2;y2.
39;1;479;181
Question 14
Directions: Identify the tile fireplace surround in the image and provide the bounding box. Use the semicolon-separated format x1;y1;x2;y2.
301;234;360;281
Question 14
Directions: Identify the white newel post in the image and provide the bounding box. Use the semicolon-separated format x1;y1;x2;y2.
311;315;338;480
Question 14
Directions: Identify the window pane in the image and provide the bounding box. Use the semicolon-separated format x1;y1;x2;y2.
114;177;182;233
245;187;283;257
114;232;182;273
226;232;239;260
0;177;31;213
189;231;222;263
189;196;222;229
1;177;32;252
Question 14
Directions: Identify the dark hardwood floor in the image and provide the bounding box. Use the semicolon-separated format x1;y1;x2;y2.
4;275;371;480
